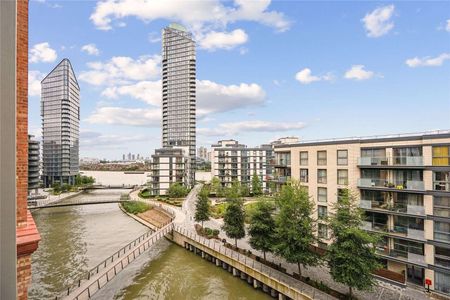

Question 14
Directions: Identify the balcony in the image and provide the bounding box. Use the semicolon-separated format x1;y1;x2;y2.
359;200;425;216
362;221;388;232
269;175;291;183
358;178;424;191
377;249;426;266
391;225;425;240
358;156;424;167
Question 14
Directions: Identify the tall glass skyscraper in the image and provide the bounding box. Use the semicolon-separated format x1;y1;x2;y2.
162;23;196;185
41;58;80;187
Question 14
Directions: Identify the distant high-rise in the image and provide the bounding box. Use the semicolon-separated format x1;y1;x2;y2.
41;58;80;187
162;23;196;185
122;154;125;161
28;135;40;193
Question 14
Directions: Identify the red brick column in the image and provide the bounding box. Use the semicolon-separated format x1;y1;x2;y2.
16;1;40;299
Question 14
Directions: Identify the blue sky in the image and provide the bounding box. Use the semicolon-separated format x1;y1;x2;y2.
28;1;450;160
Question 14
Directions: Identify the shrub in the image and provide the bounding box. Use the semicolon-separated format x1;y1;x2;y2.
139;188;151;198
212;229;220;236
167;182;189;198
122;201;151;214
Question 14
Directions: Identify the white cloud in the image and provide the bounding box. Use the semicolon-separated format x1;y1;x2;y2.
101;80;162;106
295;68;333;84
28;70;45;97
90;0;290;33
148;32;161;43
29;42;57;63
405;53;450;68
199;29;248;50
344;65;375;80
198;120;306;136
362;5;395;38
197;80;265;115
446;19;450;32
78;55;161;85
85;106;161;127
81;43;100;56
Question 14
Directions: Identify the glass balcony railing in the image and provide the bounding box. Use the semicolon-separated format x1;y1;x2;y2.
358;178;424;191
358;156;424;167
358;200;425;216
379;249;426;265
362;221;388;232
392;225;425;240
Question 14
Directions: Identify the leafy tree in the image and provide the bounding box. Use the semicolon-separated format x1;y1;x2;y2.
272;180;321;277
51;182;61;194
225;181;241;201
195;186;210;227
248;200;276;260
251;173;263;195
167;182;189;198
222;199;245;247
211;176;225;197
240;183;251;197
327;189;381;298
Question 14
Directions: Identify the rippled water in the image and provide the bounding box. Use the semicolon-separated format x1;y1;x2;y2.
30;189;269;300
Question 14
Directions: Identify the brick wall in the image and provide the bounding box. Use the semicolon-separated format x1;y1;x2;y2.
16;2;40;300
16;0;28;228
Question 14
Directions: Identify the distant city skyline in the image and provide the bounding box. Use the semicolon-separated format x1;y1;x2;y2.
28;1;450;160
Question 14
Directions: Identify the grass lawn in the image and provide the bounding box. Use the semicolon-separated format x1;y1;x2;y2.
122;201;152;214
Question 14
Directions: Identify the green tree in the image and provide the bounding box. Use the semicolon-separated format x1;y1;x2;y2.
248;200;276;260
225;181;241;200
239;183;250;197
195;186;210;227
327;189;381;298
167;182;189;198
273;180;321;277
222;199;245;247
51;182;61;194
251;173;263;195
211;176;225;197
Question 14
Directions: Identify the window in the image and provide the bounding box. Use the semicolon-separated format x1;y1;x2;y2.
393;147;422;165
317;151;327;165
300;151;308;166
337;150;348;165
434;171;450;191
435;271;450;294
300;169;308;183
318;205;327;220
318;224;328;239
434;196;450;218
435;221;450;243
433;146;450;166
318;187;327;203
435;246;450;269
317;169;327;184
337;169;348;185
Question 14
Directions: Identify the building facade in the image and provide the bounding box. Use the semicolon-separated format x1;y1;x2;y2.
162;23;196;186
28;135;40;193
211;140;273;192
41;58;80;187
271;130;450;296
149;147;191;195
198;146;209;162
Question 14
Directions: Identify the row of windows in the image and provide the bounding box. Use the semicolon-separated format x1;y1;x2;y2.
299;169;349;185
299;150;348;166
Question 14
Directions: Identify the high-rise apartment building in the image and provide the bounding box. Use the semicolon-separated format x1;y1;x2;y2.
28;135;40;193
198;146;209;161
162;23;196;186
41;58;80;187
271;130;450;296
211;140;273;192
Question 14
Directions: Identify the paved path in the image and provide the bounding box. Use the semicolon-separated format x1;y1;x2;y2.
181;185;431;300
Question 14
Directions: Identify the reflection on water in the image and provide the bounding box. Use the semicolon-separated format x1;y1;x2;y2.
29;190;148;300
30;189;270;300
112;240;271;300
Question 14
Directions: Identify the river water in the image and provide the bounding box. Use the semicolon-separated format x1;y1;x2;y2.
30;189;269;300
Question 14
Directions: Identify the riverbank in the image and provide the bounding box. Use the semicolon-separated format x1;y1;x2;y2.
119;203;172;231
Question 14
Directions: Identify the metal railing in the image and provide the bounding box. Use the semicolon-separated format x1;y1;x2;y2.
173;226;335;300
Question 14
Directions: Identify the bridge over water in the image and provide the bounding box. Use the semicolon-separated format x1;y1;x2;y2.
28;197;132;209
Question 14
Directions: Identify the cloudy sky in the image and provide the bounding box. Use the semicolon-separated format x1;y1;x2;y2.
29;1;450;160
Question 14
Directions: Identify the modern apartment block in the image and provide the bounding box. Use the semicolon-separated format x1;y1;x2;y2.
41;58;80;187
161;23;196;186
271;130;450;296
211;140;274;191
149;147;191;195
198;146;209;162
28;135;40;193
